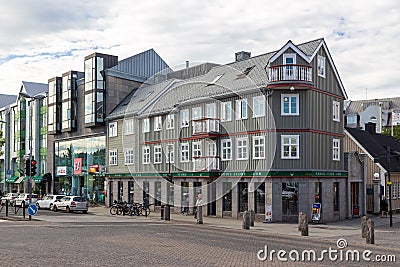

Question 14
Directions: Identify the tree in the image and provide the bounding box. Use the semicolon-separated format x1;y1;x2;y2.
382;125;400;143
0;130;5;157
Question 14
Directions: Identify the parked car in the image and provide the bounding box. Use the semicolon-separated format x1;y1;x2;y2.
0;193;19;205
282;187;298;199
53;196;88;213
14;193;39;207
36;195;65;210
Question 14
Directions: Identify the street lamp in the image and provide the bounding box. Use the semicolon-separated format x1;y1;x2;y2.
18;92;46;220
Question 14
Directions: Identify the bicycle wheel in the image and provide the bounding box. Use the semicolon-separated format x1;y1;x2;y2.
116;206;123;215
141;207;149;217
110;206;118;215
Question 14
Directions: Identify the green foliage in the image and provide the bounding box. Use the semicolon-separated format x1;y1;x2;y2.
0;130;5;157
382;125;400;143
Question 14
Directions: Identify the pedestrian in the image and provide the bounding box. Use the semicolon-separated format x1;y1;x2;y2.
380;196;388;218
194;194;203;219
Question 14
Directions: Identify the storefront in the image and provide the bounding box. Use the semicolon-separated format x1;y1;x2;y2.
54;136;106;204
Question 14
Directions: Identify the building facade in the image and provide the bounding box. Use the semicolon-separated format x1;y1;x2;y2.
106;38;349;222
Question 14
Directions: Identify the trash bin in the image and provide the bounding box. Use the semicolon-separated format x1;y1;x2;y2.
353;205;359;217
161;205;164;220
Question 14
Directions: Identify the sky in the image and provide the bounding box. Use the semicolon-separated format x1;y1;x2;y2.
0;0;398;100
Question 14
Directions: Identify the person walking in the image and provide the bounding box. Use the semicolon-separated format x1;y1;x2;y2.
380;196;388;218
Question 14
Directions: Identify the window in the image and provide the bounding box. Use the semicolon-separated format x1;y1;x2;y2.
346;114;357;126
192;141;202;159
180;143;189;162
393;182;397;199
109;122;117;137
281;135;299;159
333;101;340;122
143;118;150;133
154;116;162;131
124;148;134;165
154;145;162;164
166;144;174;163
124;119;134;135
166;114;174;130
253;136;265;159
109;150;118;166
255;183;265;214
180;109;189;127
221;139;232;161
317;55;326;78
253;96;265;117
236;99;247;120
206;103;216;118
222;182;232;211
221;101;232;122
333;139;340;161
281;94;299;115
283;54;296;80
238;182;248;212
398;183;400;199
333;182;339;211
192;107;202;122
142;146;150;164
236;137;248;160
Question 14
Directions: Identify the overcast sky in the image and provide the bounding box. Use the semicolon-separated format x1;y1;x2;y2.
0;0;398;100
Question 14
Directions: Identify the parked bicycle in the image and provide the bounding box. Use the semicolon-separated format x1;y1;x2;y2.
109;200;130;215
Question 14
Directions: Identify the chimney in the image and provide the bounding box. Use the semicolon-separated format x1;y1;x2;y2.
186;60;189;69
235;51;251;62
365;122;376;134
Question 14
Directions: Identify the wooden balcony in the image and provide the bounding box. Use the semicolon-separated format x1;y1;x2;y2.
193;118;220;135
267;64;313;84
193;156;220;171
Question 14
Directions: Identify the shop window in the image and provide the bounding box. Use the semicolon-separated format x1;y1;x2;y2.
333;182;339;211
282;182;298;216
143;181;149;206
118;181;123;202
223;182;232;212
167;181;174;206
315;182;322;204
128;181;134;204
154;182;161;206
254;183;265;214
238;182;248;212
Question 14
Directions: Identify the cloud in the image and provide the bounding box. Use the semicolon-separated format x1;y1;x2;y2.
0;0;398;101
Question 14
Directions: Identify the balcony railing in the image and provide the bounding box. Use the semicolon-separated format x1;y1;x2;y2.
193;156;220;171
193;118;220;135
267;64;312;83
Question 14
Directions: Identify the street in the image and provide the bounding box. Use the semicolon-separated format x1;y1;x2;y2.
0;209;399;266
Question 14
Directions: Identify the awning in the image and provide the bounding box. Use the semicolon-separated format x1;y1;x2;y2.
6;176;18;183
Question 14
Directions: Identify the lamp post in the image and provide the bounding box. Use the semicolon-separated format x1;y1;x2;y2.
386;146;393;227
0;119;7;195
19;92;46;220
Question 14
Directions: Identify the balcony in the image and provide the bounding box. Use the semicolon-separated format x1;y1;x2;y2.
193;118;220;135
193;156;220;172
267;64;313;84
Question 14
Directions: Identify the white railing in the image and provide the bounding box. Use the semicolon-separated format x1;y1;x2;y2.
193;157;220;171
193;118;220;135
268;64;313;83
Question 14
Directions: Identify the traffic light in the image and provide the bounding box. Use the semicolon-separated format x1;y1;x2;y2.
25;159;31;176
166;173;173;183
31;160;37;176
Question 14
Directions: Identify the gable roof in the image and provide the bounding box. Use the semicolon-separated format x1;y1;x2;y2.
20;81;47;97
345;127;400;172
0;94;18;109
345;97;400;115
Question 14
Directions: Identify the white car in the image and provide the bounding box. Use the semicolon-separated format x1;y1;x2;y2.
14;193;39;207
53;196;88;213
36;195;65;210
1;193;19;205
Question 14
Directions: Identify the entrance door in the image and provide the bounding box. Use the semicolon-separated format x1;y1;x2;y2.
207;181;216;216
351;182;360;216
109;181;114;206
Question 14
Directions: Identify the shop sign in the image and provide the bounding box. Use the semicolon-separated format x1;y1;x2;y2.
57;166;67;176
311;203;321;223
74;158;82;175
264;204;272;223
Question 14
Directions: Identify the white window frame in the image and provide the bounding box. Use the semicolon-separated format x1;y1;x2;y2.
166;144;175;164
192;107;202;121
221;139;232;161
124;119;134;135
235;99;248;120
192;141;202;159
166;114;175;130
180;109;189;128
109;122;118;137
180;143;190;162
281;94;299;116
281;135;299;159
398;183;400;199
333;139;340;161
236;137;248;160
333;101;341;122
154;145;162;164
393;182;397;200
154;116;162;131
206;103;216;118
252;96;265;118
143;118;150;133
317;55;326;78
142;146;150;164
124;148;134;165
253;136;265;159
221;101;232;122
109;149;118;166
206;141;217;157
283;53;296;80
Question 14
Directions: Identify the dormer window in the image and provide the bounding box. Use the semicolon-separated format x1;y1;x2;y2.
283;54;296;80
317;55;326;78
208;74;224;86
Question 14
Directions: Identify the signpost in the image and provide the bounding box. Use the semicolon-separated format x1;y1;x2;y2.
311;203;321;223
27;203;38;216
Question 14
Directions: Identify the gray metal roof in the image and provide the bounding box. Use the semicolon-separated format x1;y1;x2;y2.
345;97;400;115
297;38;324;56
0;94;18;109
21;81;47;97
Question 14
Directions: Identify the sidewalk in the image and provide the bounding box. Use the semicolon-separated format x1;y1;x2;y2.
88;206;400;248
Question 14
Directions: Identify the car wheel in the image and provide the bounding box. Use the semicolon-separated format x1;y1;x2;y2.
36;203;40;209
66;206;71;213
53;205;58;212
49;204;53;211
83;210;88;214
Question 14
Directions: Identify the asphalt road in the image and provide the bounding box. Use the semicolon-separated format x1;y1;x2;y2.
0;211;399;266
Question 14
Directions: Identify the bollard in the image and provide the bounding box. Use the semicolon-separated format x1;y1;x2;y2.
361;216;368;238
5;199;8;217
242;211;250;230
298;212;309;236
161;205;164;220
164;205;170;221
22;201;25;219
197;206;203;224
249;209;255;227
366;218;375;244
